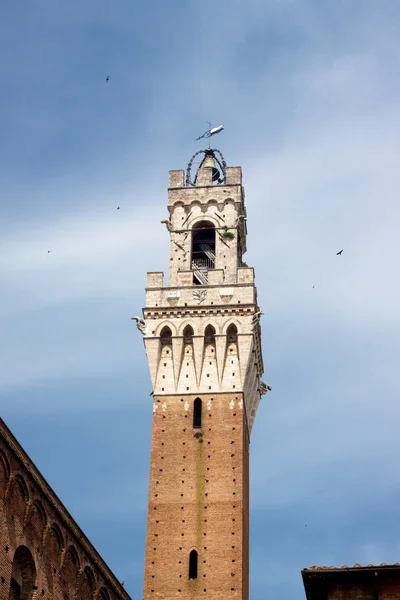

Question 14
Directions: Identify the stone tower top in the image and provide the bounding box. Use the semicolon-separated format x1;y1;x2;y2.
140;149;265;434
164;148;248;288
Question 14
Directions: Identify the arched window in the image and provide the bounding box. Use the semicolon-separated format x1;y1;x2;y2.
226;324;238;343
77;567;95;600
191;221;215;285
0;449;10;493
189;549;198;580
160;326;172;346
193;398;202;429
183;325;194;345
204;325;216;345
9;546;36;600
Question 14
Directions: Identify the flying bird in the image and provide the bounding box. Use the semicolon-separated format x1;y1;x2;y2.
312;285;315;289
336;249;343;255
116;206;120;210
106;76;110;82
195;125;224;141
47;250;51;254
149;391;154;397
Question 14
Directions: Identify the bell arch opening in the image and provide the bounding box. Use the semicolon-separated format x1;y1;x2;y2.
191;221;215;285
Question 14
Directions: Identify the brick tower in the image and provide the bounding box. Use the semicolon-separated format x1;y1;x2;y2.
136;147;265;600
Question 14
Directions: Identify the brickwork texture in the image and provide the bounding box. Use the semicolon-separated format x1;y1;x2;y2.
0;419;130;600
143;393;249;600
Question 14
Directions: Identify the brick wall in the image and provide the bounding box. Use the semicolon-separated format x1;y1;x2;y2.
328;580;400;600
303;569;400;600
143;392;249;600
0;419;131;600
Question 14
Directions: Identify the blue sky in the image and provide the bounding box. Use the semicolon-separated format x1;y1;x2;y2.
1;0;400;598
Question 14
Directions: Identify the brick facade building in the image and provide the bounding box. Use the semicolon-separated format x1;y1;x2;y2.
0;418;130;600
302;564;400;600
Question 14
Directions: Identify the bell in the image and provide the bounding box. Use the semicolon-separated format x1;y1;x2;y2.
202;154;221;182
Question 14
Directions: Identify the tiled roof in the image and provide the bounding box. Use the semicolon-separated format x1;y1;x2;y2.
304;563;400;571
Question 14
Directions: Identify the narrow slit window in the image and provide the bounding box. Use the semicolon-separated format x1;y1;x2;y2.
193;398;202;429
189;550;198;580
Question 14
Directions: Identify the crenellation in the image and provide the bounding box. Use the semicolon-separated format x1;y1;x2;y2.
146;272;164;288
237;268;254;284
168;169;185;188
225;167;242;186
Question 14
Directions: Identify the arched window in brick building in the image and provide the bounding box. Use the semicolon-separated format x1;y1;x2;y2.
189;549;198;580
9;545;36;600
77;566;95;600
193;398;202;429
0;449;10;494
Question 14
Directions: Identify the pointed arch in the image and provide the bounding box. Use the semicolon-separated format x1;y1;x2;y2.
97;587;110;600
67;545;80;568
78;565;95;600
14;474;29;501
160;326;172;346
204;324;216;345
61;546;80;600
183;325;194;344
155;321;177;337
8;475;29;524
25;500;47;545
226;323;238;343
189;549;198;579
178;320;199;336
0;449;10;493
50;523;64;550
31;500;46;524
83;565;95;587
222;318;241;335
193;398;202;429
